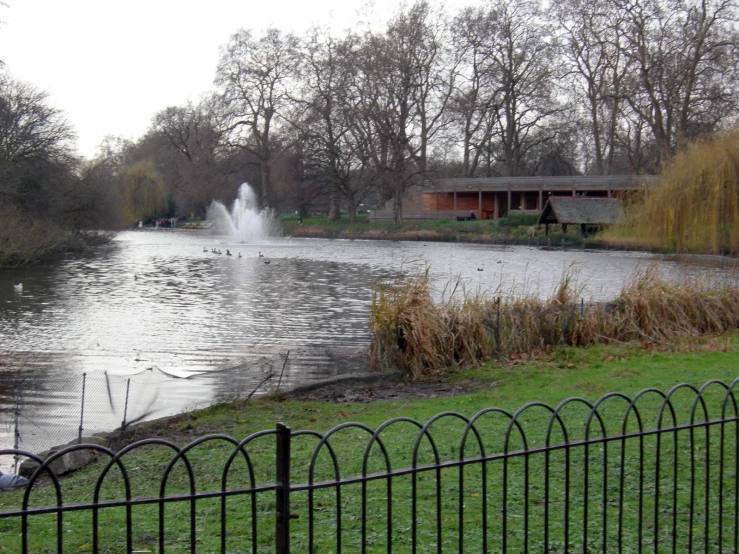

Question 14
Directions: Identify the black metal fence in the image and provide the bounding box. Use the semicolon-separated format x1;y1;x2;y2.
0;379;738;553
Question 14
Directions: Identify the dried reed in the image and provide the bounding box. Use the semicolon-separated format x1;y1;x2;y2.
369;264;739;377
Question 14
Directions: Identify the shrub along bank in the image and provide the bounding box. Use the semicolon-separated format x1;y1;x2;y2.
281;213;586;245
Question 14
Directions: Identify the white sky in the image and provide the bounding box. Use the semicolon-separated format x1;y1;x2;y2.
0;0;467;158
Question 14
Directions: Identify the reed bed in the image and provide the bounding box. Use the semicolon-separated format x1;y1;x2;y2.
369;265;739;377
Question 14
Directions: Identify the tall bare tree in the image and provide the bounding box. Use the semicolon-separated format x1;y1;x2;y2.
451;5;502;177
615;0;739;167
215;27;299;208
557;0;631;174
151;95;236;216
288;30;375;222
487;0;565;176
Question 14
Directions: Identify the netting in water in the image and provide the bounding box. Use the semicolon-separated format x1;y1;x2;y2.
0;359;285;471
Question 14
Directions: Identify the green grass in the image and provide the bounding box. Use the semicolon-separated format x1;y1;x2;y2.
1;336;738;552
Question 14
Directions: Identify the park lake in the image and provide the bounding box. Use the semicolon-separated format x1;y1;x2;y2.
0;228;731;458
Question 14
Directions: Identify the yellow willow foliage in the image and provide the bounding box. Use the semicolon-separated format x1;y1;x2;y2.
629;130;739;254
116;160;168;226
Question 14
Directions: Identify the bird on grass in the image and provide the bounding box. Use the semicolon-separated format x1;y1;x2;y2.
13;283;22;293
0;471;28;492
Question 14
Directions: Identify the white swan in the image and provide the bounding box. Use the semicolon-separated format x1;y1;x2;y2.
13;283;22;293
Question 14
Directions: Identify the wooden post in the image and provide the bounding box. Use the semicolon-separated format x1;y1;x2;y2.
478;186;482;218
539;187;543;210
507;189;511;214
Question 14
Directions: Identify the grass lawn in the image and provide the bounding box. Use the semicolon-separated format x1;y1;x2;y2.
1;335;738;552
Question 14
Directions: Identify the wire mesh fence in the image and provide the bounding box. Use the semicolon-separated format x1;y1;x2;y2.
0;352;294;472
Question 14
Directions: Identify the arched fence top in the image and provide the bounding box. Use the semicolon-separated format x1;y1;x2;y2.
1;378;739;554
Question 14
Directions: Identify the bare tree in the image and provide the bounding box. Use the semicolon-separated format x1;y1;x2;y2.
615;0;739;167
557;0;631;174
215;27;299;208
0;75;76;215
346;2;456;224
450;6;502;177
151;95;237;217
486;0;565;177
288;30;377;222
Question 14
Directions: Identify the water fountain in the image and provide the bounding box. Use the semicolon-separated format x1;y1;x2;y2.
206;183;279;242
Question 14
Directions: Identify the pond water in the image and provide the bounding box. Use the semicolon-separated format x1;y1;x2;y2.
0;230;725;458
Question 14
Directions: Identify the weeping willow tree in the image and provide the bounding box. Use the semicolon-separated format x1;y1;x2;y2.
116;160;169;226
620;129;739;255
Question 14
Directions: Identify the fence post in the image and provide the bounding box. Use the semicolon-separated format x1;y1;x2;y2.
495;297;502;360
13;386;20;472
78;372;87;443
121;378;131;431
275;422;291;554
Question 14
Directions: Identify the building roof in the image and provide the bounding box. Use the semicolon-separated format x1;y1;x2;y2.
430;175;657;193
538;197;626;225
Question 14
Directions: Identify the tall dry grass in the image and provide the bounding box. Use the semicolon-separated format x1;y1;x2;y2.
369;265;739;378
605;128;739;254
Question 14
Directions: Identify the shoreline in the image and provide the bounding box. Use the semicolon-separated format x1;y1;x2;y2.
282;224;738;261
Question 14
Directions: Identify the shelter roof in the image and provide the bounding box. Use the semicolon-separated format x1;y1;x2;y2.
538;197;626;225
430;175;656;193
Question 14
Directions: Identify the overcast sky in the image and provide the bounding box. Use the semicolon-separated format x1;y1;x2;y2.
0;0;466;158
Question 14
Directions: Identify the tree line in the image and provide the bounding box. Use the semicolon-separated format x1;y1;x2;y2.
2;0;738;241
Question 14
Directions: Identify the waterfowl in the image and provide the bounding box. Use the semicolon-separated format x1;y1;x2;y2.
203;247;207;253
238;252;242;258
0;471;28;491
477;268;483;271
258;251;264;258
226;250;232;256
12;283;22;293
264;260;270;264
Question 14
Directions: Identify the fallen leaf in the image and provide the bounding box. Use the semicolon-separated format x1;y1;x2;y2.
339;410;349;417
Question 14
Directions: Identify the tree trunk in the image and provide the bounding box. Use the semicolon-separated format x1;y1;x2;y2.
348;202;358;223
260;158;271;209
392;183;403;225
327;193;340;222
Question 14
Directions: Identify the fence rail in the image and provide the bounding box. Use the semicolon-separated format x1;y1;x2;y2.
0;378;737;553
